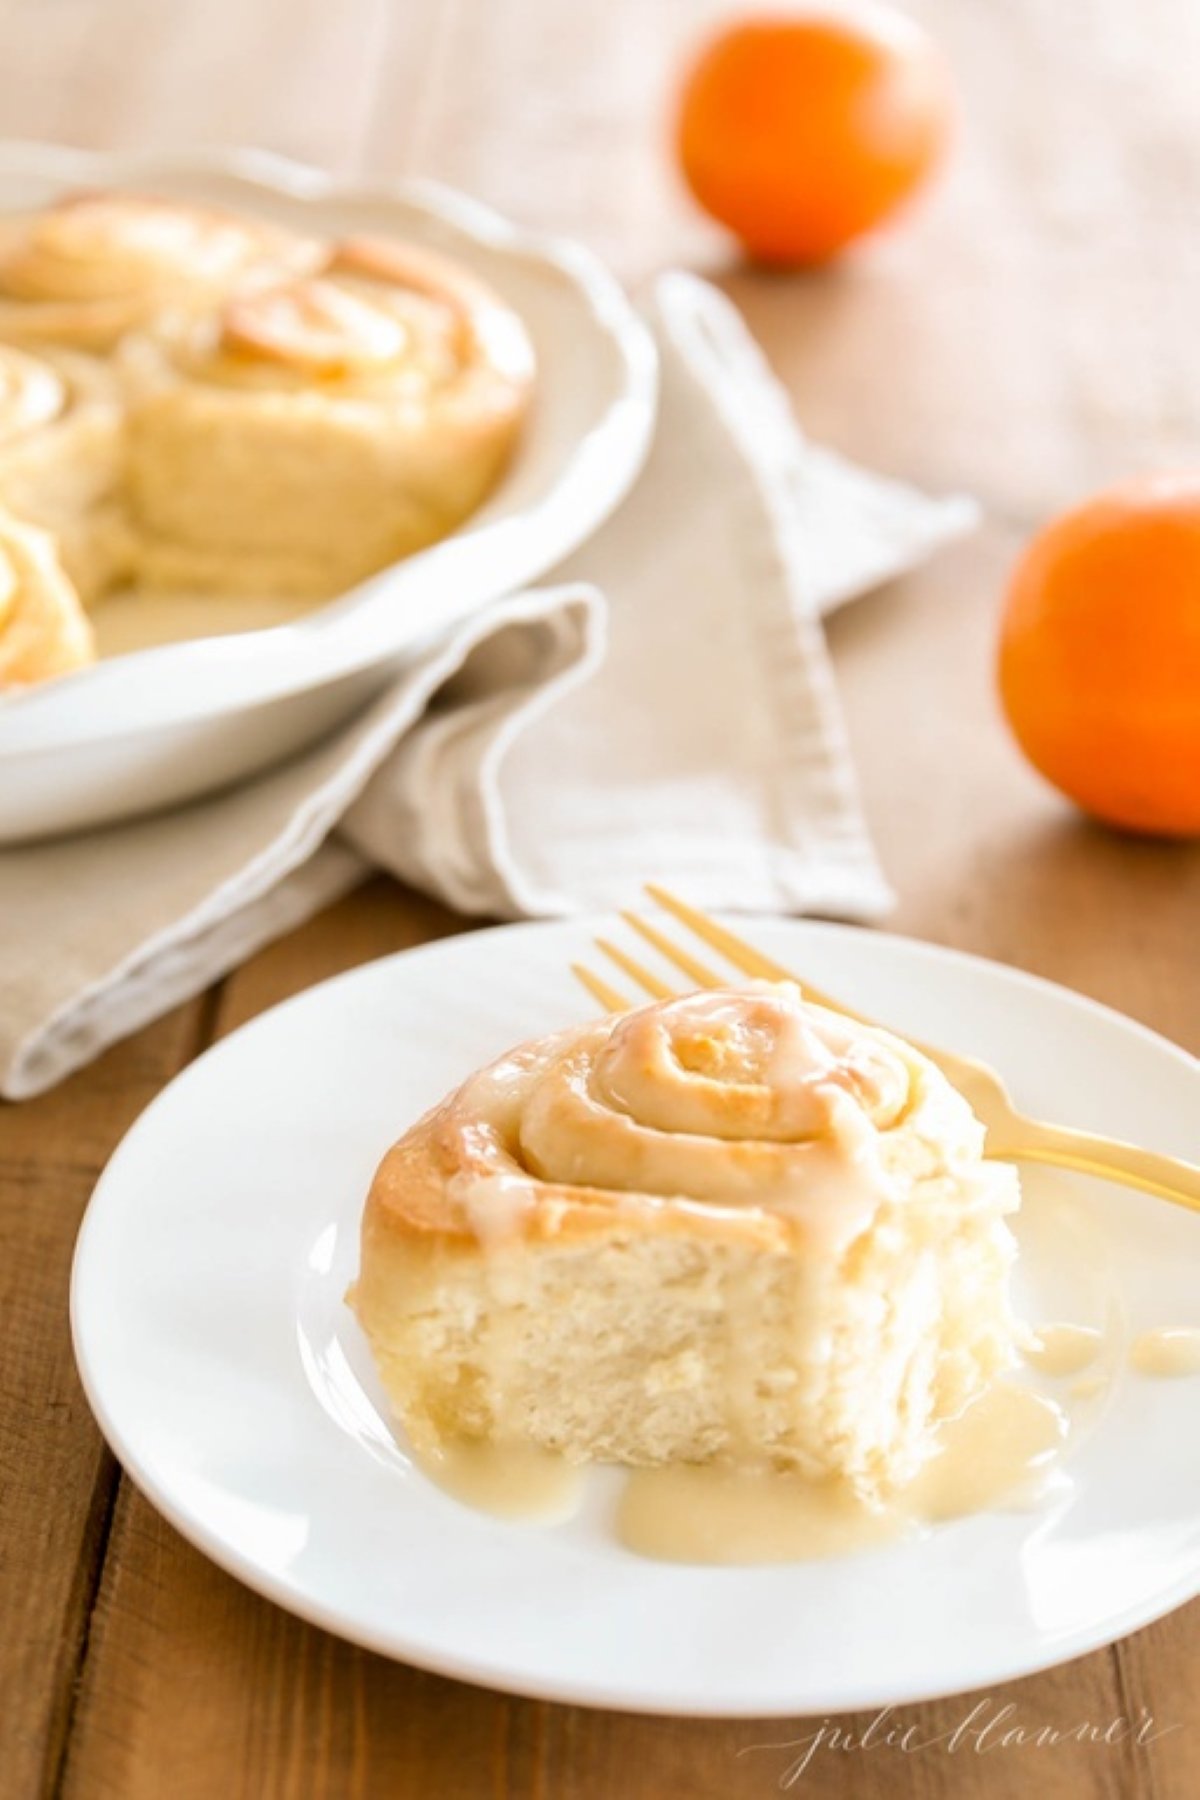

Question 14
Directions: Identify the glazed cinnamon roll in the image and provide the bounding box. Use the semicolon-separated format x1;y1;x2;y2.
351;984;1020;1503
0;342;128;602
0;511;95;687
123;236;536;597
0;191;311;353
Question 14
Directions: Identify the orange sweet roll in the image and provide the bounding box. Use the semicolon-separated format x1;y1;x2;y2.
351;983;1021;1502
0;510;95;687
122;235;535;598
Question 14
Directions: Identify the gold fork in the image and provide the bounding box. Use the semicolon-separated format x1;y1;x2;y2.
572;883;1200;1216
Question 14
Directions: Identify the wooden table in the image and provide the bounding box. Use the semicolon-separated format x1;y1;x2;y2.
2;1;1198;1794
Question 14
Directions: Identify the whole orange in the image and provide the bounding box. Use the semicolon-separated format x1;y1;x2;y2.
676;7;954;264
998;474;1200;839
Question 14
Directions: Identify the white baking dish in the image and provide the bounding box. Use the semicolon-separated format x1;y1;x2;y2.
0;146;657;842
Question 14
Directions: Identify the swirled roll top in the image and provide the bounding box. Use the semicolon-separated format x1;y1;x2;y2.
0;192;312;350
519;987;912;1194
512;992;895;1231
0;511;94;686
171;237;536;404
372;983;1001;1261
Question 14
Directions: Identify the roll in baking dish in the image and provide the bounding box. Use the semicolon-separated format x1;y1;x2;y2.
0;342;128;602
0;510;94;686
124;236;536;598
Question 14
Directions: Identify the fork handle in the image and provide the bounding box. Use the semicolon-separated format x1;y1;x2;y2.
987;1119;1200;1214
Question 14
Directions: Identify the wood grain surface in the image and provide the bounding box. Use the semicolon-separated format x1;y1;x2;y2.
1;1;1198;1795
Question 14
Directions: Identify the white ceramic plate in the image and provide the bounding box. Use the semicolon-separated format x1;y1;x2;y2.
0;146;657;841
71;918;1200;1717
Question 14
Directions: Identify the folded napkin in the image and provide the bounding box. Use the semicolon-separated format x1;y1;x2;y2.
0;274;976;1100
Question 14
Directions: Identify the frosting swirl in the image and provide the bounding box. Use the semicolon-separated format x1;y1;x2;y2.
380;985;992;1258
519;988;910;1206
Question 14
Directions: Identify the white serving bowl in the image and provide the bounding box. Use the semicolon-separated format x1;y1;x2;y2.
0;146;657;842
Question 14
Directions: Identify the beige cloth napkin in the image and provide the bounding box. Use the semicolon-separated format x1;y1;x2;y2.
0;274;976;1099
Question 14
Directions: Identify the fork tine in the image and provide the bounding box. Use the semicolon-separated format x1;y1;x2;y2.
595;937;677;1001
571;962;632;1014
644;883;797;984
642;884;883;1027
620;910;727;989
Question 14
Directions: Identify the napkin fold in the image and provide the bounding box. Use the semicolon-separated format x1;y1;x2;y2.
0;274;976;1100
